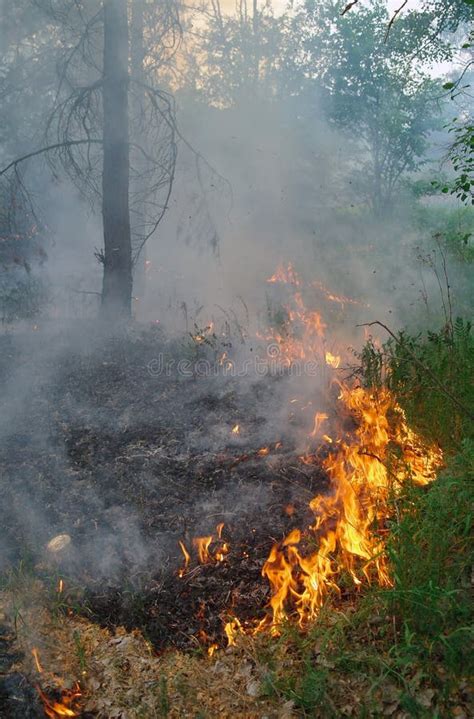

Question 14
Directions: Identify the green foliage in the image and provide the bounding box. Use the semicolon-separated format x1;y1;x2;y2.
433;30;474;205
439;119;474;205
289;0;445;214
386;441;474;673
264;659;330;713
358;319;474;448
415;208;474;265
157;675;170;717
187;2;284;107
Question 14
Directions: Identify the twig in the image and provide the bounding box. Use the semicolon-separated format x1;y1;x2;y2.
70;289;102;296
341;0;359;16
384;0;408;42
358;321;474;420
0;140;102;177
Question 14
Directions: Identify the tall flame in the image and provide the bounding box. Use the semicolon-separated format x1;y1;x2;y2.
226;263;442;641
257;383;442;633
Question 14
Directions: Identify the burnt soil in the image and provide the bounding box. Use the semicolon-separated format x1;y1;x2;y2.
0;322;336;655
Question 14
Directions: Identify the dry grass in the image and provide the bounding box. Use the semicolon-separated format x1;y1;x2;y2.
1;581;295;718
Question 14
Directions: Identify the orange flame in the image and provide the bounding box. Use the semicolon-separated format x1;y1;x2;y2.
224;617;243;646
219;264;441;646
310;412;328;438
193;536;213;564
267;262;300;286
242;264;442;636
179;523;230;573
37;684;82;718
257;384;442;633
325;351;341;368
178;540;191;577
312;279;369;309
262;263;328;363
32;647;81;718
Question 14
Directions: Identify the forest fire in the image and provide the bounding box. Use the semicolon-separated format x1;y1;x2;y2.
256;383;442;634
221;263;443;639
0;0;470;713
165;263;445;651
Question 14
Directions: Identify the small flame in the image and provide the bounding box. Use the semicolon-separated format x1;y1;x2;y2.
231;424;240;435
193;536;213;564
178;540;191;577
216;542;229;562
325;351;341;368
312;279;369;308
224;617;243;647
32;647;81;718
267;262;300;286
37;684;82;718
179;523;230;571
194;322;214;344
32;647;44;673
310;412;328;438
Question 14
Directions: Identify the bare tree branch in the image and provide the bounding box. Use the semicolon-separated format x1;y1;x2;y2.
384;0;408;42
0;139;102;177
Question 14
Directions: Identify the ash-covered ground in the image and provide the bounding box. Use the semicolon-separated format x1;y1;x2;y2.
0;322;338;651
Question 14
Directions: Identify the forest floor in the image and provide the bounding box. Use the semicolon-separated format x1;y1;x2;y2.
0;323;472;718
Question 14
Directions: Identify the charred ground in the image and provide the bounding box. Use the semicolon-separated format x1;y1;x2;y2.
0;323;334;652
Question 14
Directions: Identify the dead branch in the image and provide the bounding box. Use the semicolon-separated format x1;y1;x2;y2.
341;0;359;16
384;1;408;42
0;140;102;178
341;0;409;42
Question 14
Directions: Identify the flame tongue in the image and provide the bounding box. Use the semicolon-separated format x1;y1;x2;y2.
32;648;82;718
178;523;230;576
37;685;82;718
257;384;442;633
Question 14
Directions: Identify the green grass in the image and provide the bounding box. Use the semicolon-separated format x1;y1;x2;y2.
358;320;473;675
357;318;474;449
385;440;474;674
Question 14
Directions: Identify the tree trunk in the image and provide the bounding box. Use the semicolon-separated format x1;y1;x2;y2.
130;0;148;304
101;0;132;319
